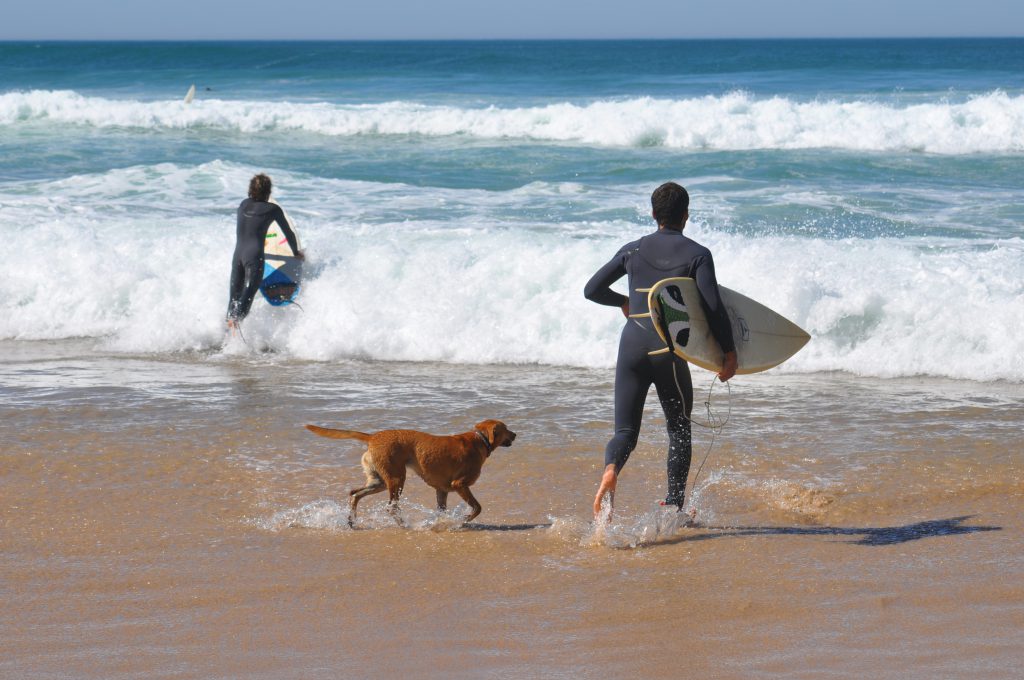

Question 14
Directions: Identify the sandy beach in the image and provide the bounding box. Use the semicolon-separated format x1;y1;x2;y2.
3;340;1022;679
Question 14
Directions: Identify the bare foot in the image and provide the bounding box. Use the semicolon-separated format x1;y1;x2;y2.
593;464;618;518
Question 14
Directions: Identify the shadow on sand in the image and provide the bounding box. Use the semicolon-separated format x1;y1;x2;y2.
463;515;1000;547
659;515;1000;547
462;522;554;532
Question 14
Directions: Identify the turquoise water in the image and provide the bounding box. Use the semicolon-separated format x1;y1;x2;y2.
1;40;1023;379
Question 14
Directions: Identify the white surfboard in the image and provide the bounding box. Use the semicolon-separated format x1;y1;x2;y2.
260;199;303;307
184;84;196;104
646;277;809;374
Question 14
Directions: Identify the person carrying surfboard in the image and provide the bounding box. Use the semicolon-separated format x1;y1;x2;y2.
226;174;303;330
584;182;737;518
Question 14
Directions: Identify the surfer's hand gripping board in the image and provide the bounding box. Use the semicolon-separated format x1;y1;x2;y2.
635;277;810;375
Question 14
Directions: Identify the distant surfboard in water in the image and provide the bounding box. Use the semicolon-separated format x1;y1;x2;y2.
184;84;196;104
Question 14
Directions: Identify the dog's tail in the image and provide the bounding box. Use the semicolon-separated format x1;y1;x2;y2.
305;424;373;442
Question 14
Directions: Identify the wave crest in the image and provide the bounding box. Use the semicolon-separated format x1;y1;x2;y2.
3;89;1024;154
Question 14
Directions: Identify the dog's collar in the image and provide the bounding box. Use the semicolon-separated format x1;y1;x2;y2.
475;430;493;456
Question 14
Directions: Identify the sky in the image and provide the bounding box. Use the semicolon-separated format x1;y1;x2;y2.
3;0;1023;40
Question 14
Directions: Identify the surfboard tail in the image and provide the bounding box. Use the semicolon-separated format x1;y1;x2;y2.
305;424;372;442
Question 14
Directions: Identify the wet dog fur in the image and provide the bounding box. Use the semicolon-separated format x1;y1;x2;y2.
304;419;516;526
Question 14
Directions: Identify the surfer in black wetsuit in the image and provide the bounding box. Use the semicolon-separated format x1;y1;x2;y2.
584;182;737;517
226;174;302;330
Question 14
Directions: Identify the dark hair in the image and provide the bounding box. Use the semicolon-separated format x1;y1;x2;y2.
248;174;272;202
651;182;689;229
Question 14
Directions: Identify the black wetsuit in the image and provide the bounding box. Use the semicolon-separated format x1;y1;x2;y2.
226;198;299;322
584;228;735;506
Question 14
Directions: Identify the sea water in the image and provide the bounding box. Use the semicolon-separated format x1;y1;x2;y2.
1;39;1023;379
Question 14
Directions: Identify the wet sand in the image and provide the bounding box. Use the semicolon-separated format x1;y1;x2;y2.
2;340;1022;678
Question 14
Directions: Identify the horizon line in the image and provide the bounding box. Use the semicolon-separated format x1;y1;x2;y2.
2;35;1023;43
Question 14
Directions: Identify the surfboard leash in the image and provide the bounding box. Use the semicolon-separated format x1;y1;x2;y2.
634;281;733;511
671;363;731;510
229;320;250;348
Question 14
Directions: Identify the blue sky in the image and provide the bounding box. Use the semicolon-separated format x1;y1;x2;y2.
4;0;1023;40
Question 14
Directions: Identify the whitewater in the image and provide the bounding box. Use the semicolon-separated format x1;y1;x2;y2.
2;158;1022;381
2;39;1022;382
4;89;1024;154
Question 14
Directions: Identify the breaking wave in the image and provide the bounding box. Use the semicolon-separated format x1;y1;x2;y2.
4;89;1024;154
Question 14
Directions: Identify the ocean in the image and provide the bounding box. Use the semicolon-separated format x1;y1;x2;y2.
2;40;1023;678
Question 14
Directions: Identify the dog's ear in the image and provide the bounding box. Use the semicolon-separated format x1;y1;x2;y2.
475;419;502;447
475;420;494;445
476;419;513;448
489;421;507;446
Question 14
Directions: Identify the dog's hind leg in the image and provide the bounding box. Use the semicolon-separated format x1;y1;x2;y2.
348;452;386;527
348;482;385;526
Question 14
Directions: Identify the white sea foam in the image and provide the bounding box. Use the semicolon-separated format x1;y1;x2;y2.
3;89;1024;154
3;162;1023;382
259;498;483;532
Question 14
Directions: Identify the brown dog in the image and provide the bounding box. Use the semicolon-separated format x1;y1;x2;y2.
305;419;516;525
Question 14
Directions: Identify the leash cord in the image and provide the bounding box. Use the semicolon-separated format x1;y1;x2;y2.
671;363;731;505
229;295;302;348
236;322;249;347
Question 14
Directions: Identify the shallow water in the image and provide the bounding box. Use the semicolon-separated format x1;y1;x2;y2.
2;339;1022;678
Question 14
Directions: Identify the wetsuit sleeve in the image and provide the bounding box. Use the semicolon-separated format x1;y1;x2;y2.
274;206;300;255
694;252;736;354
584;249;630;307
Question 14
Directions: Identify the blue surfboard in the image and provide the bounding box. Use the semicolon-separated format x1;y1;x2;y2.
260;199;302;307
